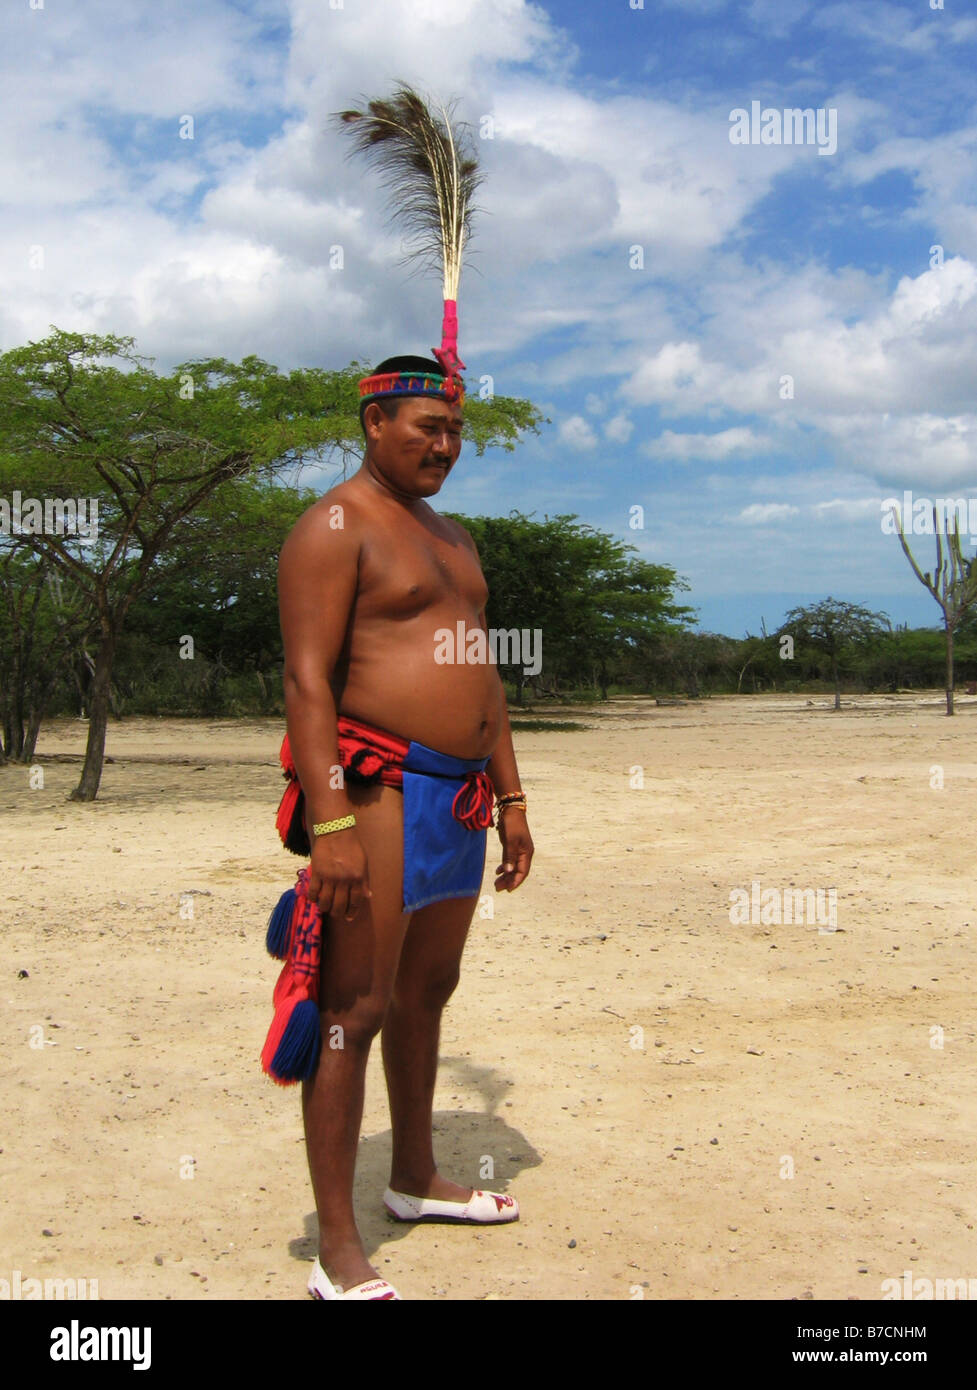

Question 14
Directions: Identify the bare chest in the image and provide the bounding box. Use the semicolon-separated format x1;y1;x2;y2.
358;523;488;619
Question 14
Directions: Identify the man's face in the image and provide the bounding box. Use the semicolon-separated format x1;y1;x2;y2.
365;395;464;497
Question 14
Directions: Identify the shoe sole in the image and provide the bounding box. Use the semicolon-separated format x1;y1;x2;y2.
384;1203;519;1225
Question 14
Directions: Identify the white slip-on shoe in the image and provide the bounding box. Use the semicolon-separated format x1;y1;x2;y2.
307;1256;402;1300
383;1185;519;1224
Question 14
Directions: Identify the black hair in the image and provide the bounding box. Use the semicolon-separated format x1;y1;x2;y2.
373;354;444;376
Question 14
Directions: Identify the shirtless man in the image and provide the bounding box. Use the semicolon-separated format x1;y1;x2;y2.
277;355;534;1300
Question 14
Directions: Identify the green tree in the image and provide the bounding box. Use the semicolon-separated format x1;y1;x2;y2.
778;598;891;710
734;620;786;694
451;512;693;701
120;476;319;711
852;624;945;693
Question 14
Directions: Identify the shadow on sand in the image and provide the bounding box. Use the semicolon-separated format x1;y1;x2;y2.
287;1054;541;1263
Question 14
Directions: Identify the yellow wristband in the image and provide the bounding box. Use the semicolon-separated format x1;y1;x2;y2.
312;814;356;836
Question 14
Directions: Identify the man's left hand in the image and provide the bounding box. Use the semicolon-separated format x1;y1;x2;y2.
494;810;534;891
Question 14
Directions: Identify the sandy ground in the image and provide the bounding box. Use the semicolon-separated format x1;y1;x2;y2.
1;692;975;1302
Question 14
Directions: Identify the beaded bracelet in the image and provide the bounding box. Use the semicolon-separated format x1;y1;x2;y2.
496;791;527;814
312;814;356;836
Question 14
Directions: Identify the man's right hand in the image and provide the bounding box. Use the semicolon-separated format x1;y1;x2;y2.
307;828;372;921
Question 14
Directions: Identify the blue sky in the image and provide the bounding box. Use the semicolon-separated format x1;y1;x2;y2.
3;0;976;636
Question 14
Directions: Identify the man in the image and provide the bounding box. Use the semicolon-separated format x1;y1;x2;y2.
276;355;534;1301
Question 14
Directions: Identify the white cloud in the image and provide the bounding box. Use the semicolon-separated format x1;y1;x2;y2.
604;413;633;444
821;412;977;488
492;83;784;256
617;254;977;487
884;256;977;331
736;503;800;524
3;0;286;121
624;342;716;406
745;0;812;36
645;427;768;461
813;1;939;55
558;414;598;450
812;497;889;522
286;0;569;106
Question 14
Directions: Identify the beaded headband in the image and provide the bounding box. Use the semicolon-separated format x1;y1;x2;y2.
358;370;464;412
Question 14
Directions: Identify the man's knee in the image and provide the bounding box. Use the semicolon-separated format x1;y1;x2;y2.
392;965;461;1013
321;996;390;1049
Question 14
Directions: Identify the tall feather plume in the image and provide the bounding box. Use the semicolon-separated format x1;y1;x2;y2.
336;83;481;378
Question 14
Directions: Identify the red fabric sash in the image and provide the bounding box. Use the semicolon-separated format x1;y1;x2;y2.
276;717;410;854
336;717;409;787
276;716;493;850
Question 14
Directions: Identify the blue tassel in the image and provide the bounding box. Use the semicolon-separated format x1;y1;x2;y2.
270;999;322;1081
266;889;297;959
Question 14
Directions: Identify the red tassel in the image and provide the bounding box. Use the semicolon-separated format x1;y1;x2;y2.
433;298;465;385
280;732;296;776
276;734;309;855
276;778;300;843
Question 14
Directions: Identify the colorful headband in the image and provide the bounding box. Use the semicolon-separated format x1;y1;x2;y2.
338;84;481;393
358;370;464;410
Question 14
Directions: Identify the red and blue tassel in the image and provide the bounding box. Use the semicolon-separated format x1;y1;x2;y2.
261;869;322;1085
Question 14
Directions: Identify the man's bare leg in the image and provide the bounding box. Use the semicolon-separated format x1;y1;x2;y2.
382;893;478;1202
302;784;410;1291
